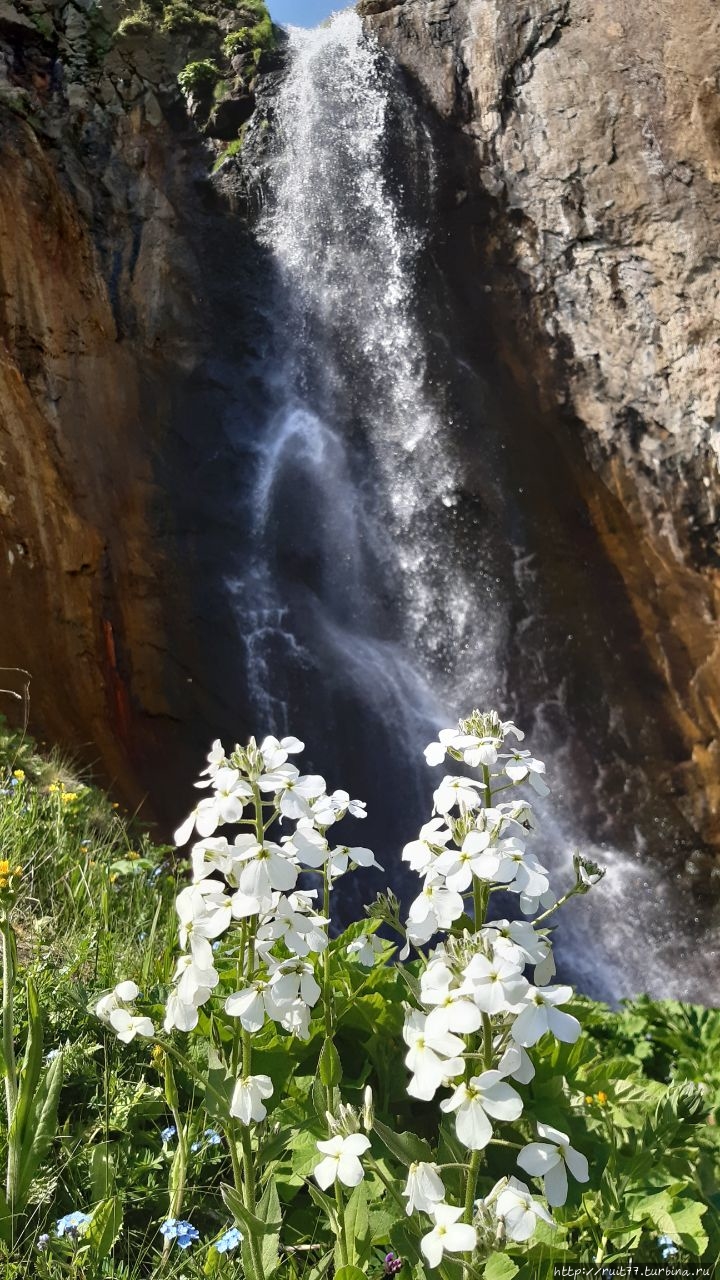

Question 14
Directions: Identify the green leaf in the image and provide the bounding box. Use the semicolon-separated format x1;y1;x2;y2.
85;1196;123;1259
372;1119;433;1168
8;976;43;1190
483;1256;519;1280
334;1268;366;1280
306;1179;337;1223
344;1181;370;1267
17;1049;64;1203
205;1049;234;1120
89;1143;116;1203
319;1037;342;1088
221;1184;282;1237
633;1193;708;1257
258;1176;282;1278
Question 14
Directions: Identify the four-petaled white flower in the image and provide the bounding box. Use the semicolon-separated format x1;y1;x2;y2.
403;1011;465;1100
461;953;528;1015
440;1071;523;1149
313;1134;371;1189
347;933;384;967
420;1203;477;1267
432;776;485;816
492;1176;555;1242
503;749;549;796
511;985;581;1047
109;1009;155;1043
402;818;452;874
403;1162;446;1216
517;1121;589;1206
229;1074;274;1125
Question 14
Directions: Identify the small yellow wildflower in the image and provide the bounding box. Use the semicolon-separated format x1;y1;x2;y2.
150;1044;164;1068
0;861;9;877
61;792;78;804
0;878;8;890
48;783;59;794
109;873;118;884
584;1095;594;1105
596;1091;608;1105
12;769;24;781
127;850;140;861
12;866;21;879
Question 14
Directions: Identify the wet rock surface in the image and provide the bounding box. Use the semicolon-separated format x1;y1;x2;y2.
361;0;720;849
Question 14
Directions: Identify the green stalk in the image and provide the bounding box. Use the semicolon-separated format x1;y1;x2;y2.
1;915;17;1121
163;1058;188;1256
334;1181;348;1267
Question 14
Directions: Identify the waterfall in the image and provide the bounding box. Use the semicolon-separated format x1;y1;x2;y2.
228;12;719;1001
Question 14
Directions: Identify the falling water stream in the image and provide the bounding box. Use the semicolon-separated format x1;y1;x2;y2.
227;12;719;1002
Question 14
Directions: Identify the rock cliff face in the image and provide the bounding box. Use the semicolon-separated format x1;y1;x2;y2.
362;0;720;848
0;0;271;817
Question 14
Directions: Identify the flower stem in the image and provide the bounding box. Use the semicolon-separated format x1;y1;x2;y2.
463;1149;481;1224
334;1180;348;1266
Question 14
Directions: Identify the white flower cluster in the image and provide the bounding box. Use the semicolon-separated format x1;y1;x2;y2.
95;981;155;1043
163;735;373;1121
398;711;590;1264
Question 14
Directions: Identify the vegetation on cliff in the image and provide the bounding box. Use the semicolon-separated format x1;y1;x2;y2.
0;713;716;1278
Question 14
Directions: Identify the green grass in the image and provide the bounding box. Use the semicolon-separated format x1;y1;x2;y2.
0;716;717;1275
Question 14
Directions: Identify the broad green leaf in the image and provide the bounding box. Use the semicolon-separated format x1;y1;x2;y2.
373;1119;433;1168
17;1050;64;1203
90;1143;116;1202
334;1268;366;1280
258;1176;282;1278
344;1181;370;1266
319;1038;342;1088
221;1184;282;1237
8;976;44;1194
483;1256;519;1280
86;1196;123;1259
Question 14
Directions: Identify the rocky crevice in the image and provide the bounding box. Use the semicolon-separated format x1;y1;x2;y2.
362;0;720;850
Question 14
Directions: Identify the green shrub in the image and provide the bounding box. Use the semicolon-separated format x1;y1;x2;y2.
177;59;221;94
161;1;218;34
116;4;156;37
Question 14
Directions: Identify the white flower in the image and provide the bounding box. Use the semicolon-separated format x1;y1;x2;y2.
313;1134;371;1189
432;777;485;816
406;876;464;945
347;933;384;967
230;859;276;918
511;985;581;1047
420;1203;477;1267
191;836;234;883
174;797;227;846
517;1122;589;1206
210;768;254;821
493;1176;554;1242
164;990;199;1033
95;980;140;1023
262;770;326;820
176;882;231;949
287;821;329;868
225;982;280;1033
331;845;383;874
256;893;328;956
485;918;555;984
109;1009;155;1043
267;958;322;1008
403;1162;446;1215
503;749;549;796
460;953;528;1015
403;1011;465;1100
402;818;452;874
230;1074;273;1125
497;1041;535;1084
174;952;219;1006
440;1071;523;1148
260;735;304;770
310;789;366;825
421;964;482;1035
456;831;525;886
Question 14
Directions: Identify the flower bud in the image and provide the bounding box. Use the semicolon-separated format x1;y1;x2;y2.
362;1085;374;1131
